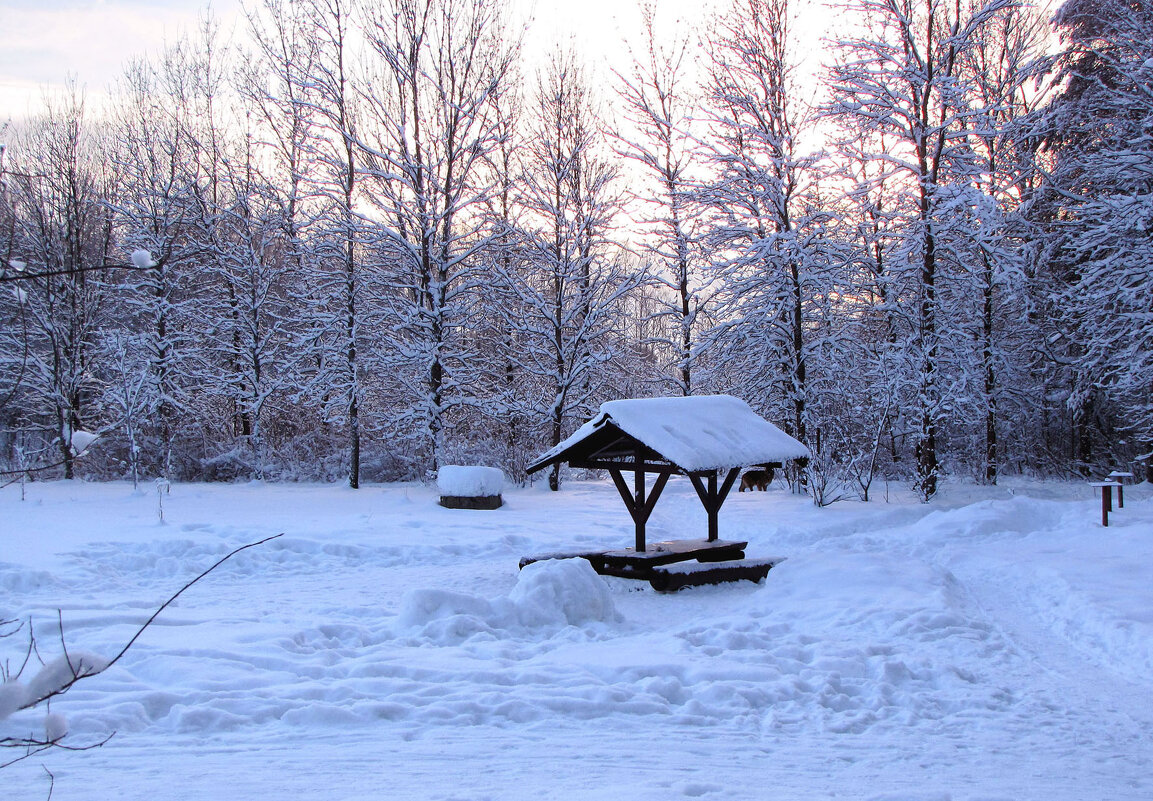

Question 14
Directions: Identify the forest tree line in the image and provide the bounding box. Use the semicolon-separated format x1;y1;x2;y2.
2;0;1151;498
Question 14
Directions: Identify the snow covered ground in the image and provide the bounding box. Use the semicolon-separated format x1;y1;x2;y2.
3;476;1152;800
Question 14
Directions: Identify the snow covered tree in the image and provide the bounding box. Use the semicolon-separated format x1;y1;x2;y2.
240;0;333;478
827;0;1018;498
1031;0;1153;480
500;53;639;491
202;129;298;479
358;0;517;475
0;87;117;479
473;75;541;480
108;47;212;481
701;0;833;448
289;0;368;487
616;5;712;397
958;0;1048;482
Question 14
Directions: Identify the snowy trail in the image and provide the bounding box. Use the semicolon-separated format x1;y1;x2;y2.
3;479;1152;800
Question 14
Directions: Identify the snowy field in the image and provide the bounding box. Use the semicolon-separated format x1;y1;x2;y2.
3;476;1152;800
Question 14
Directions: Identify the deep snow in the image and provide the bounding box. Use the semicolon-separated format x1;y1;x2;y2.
2;476;1151;800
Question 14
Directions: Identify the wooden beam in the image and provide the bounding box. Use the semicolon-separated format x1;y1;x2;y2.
608;468;636;516
688;468;742;541
569;459;678;473
642;472;670;522
717;467;741;505
634;447;646;551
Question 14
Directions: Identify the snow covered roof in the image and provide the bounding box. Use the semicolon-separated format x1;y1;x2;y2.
527;395;810;475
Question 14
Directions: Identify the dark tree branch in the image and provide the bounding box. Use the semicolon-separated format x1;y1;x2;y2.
1;533;283;765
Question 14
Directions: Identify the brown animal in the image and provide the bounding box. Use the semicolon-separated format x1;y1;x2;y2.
739;467;774;491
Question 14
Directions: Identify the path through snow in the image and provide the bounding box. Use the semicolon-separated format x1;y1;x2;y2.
2;478;1151;799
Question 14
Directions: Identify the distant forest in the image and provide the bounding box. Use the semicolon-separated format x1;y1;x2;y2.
2;0;1151;498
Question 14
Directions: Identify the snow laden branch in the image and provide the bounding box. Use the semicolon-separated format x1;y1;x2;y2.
0;533;283;769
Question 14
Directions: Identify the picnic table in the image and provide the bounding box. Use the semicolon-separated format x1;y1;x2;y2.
520;538;782;592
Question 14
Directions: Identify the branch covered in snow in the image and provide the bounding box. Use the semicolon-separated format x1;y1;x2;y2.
0;533;283;768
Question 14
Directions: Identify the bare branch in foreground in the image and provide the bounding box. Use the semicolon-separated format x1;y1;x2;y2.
1;532;284;763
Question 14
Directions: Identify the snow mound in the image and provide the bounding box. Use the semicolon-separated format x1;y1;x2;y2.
437;465;504;497
397;589;496;626
395;559;618;643
509;558;619;627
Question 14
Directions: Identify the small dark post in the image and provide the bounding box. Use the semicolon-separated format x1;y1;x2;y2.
1109;471;1132;508
1091;481;1118;526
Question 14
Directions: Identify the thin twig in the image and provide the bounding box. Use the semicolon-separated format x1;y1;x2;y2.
22;533;284;709
103;533;284;671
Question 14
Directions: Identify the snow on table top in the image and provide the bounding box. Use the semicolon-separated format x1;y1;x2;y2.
437;465;505;497
533;395;810;473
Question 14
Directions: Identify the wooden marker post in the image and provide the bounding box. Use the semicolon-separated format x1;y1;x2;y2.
1108;471;1133;508
1090;481;1121;526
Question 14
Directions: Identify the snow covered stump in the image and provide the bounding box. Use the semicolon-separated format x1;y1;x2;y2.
437;465;505;510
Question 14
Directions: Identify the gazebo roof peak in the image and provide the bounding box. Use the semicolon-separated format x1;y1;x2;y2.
527;394;809;476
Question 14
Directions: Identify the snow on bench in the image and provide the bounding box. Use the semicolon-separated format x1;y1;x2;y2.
647;557;783;593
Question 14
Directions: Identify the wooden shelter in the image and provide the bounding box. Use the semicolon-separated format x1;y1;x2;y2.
526;395;810;553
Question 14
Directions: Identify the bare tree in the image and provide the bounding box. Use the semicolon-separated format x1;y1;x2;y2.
358;0;517;473
500;53;639;491
616;4;711;397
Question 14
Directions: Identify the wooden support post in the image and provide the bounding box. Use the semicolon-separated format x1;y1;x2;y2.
689;467;742;542
635;457;646;551
1109;471;1132;508
1090;481;1119;526
608;464;670;553
707;472;718;541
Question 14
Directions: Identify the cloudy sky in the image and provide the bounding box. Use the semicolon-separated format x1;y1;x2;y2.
0;0;241;119
0;0;709;123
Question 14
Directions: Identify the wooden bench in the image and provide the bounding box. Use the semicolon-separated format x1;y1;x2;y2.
647;558;781;592
519;538;777;592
